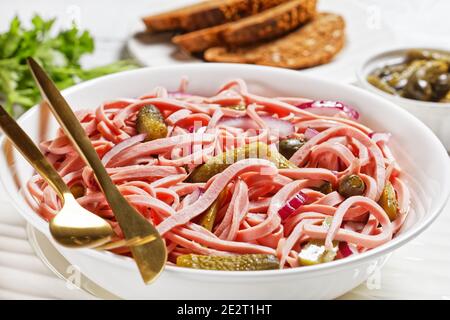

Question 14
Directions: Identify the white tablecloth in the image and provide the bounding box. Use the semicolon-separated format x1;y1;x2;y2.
1;0;450;299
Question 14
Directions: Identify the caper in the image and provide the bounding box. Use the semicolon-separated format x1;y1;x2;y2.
367;50;450;103
367;75;397;95
404;74;433;101
396;60;427;86
432;73;450;101
278;138;306;159
338;174;365;198
406;49;450;64
378;182;398;221
70;184;85;198
136;104;168;141
404;60;448;101
318;181;333;195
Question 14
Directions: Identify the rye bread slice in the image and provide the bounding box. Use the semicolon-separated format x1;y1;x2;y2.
204;12;345;69
172;0;317;53
142;0;290;33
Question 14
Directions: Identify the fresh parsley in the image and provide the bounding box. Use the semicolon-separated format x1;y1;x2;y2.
0;15;138;115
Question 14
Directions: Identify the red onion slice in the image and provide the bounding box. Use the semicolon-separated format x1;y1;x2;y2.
304;127;319;140
262;116;295;137
217;116;257;131
297;100;360;120
278;205;295;221
218;116;294;138
278;191;308;221
168;91;194;99
338;241;355;257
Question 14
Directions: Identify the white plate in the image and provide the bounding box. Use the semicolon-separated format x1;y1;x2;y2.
127;0;397;83
26;224;119;300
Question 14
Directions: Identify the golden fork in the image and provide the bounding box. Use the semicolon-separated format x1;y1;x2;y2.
0;105;113;248
0;105;158;251
27;57;167;283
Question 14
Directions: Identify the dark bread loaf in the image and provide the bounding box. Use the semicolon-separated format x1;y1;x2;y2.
204;13;345;69
172;0;317;53
143;0;290;33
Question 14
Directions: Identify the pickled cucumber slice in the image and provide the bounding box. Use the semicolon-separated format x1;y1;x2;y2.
378;181;398;221
176;254;280;271
70;184;85;198
298;240;338;266
189;142;296;183
223;104;246;111
199;188;227;231
136;105;168;141
322;216;333;229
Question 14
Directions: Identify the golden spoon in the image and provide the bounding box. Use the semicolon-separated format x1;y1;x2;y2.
27;57;167;284
0;104;113;248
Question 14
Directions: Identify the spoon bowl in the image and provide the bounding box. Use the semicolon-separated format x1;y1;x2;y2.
49;195;114;248
0;104;113;248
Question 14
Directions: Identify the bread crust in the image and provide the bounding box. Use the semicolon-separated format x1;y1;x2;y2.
143;0;290;33
172;0;317;53
204;13;345;69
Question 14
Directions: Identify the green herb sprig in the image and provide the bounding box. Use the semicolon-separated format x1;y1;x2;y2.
0;15;138;115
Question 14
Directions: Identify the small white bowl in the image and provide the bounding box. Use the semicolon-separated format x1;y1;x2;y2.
1;64;449;299
356;47;450;151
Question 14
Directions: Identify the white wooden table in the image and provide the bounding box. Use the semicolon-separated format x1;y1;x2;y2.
1;0;450;299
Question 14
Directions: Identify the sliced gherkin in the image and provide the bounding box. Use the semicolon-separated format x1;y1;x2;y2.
322;216;333;229
136;104;168;141
222;104;246;111
188;142;296;183
199;189;227;231
378;181;398;221
176;254;280;271
298;240;338;266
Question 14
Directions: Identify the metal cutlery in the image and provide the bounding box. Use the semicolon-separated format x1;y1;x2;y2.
27;57;167;283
